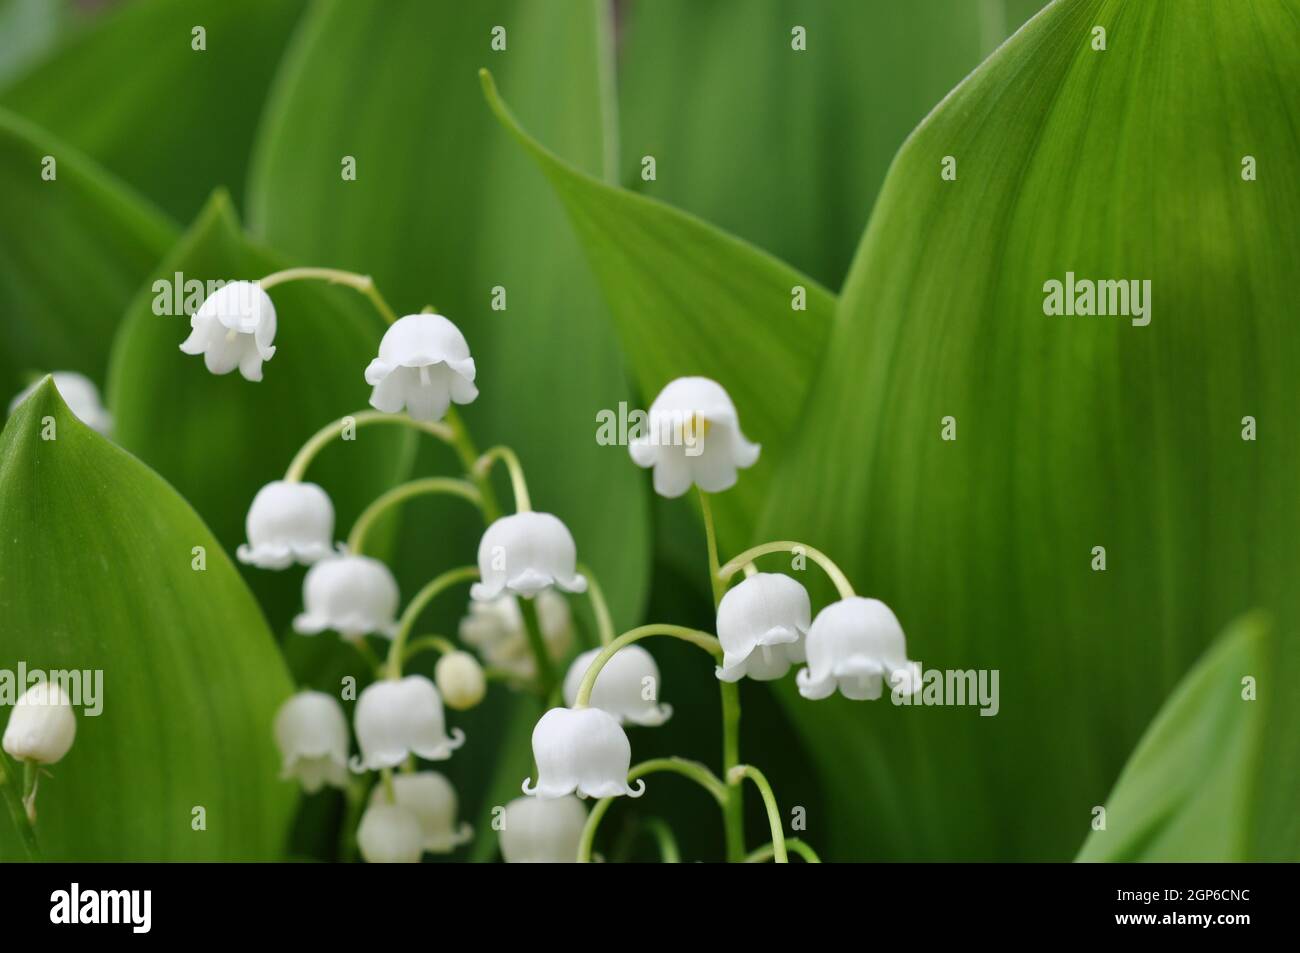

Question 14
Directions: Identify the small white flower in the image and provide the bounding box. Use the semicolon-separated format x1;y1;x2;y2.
369;771;472;854
179;280;277;381
434;651;486;711
797;597;922;701
458;590;573;680
470;512;587;601
357;802;423;863
499;795;587;863
293;553;399;640
562;646;671;726
2;682;76;765
629;376;760;497
523;707;643;800
273;691;349;793
715;573;810;682
364;313;478;421
237;480;335;569
351;675;465;771
8;372;112;435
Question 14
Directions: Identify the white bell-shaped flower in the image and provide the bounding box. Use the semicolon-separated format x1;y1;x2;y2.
351;675;465;771
293;553;399;640
357;802;423;863
562;646;671;726
629;376;760;498
715;572;810;682
237;480;335;569
499;795;588;863
369;771;472;854
273;691;349;793
8;372;112;435
2;682;76;764
458;590;573;680
470;512;587;601
523;707;643;800
179;280;277;382
797;597;922;701
364;313;478;421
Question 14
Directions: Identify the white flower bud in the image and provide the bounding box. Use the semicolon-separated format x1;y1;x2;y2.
797;597;922;701
499;795;587;863
369;771;471;854
523;707;643;800
715;572;810;682
470;512;587;601
364;313;478;421
273;691;349;793
237;480;335;569
2;682;76;764
629;376;760;497
458;590;572;680
351;675;464;771
434;651;486;711
357;802;423;863
562;645;671;726
293;554;399;640
8;372;112;435
179;280;277;382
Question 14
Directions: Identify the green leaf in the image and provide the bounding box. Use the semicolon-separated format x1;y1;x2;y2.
1;0;305;221
760;0;1300;859
0;0;69;85
106;192;412;633
479;71;835;551
0;379;295;860
616;0;1045;289
0;108;174;399
246;0;648;627
1078;613;1294;861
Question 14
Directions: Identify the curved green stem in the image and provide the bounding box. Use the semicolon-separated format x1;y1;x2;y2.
285;410;452;483
387;566;479;679
728;765;787;863
572;625;721;708
577;758;726;862
445;408;501;522
718;540;856;599
474;445;531;512
642;818;681;863
746;838;821;864
0;755;40;861
576;562;615;646
401;634;458;664
258;267;398;325
698;489;727;606
348;636;383;675
348;478;481;554
518;597;556;699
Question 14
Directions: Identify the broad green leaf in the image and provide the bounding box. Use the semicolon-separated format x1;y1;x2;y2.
0;379;295;860
0;0;69;85
246;0;649;627
0;107;174;401
106;192;412;633
760;0;1300;859
1078;613;1294;861
480;71;835;552
1;0;305;222
617;0;1046;290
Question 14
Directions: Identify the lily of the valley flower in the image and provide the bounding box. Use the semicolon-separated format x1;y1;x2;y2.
357;802;423;863
351;675;465;771
797;597;922;701
179;280;277;381
2;682;76;765
470;512;587;601
715;572;810;682
458;590;573;680
293;553;399;640
237;480;335;569
273;691;349;793
8;372;112;435
562;646;671;726
369;771;472;854
522;707;643;799
499;795;588;863
434;651;486;711
365;313;478;421
629;376;760;497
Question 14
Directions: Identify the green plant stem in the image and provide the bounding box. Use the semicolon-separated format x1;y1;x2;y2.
0;756;40;860
729;765;787;863
401;633;458;664
576;561;615;646
348;636;383;676
258;267;398;325
577;758;726;862
642;818;681;863
284;410;453;483
445;408;502;522
347;478;481;553
746;838;821;863
474;445;531;512
572;624;722;707
718;539;856;599
387;566;480;679
518;597;556;699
